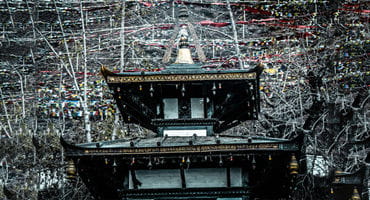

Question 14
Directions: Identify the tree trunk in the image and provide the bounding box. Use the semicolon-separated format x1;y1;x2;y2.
226;0;243;69
80;1;91;142
120;1;126;72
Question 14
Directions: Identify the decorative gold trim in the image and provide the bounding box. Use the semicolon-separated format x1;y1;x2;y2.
101;65;114;79
107;72;256;83
82;143;279;155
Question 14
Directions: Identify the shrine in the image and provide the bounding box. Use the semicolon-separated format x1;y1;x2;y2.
329;137;370;200
61;9;304;200
331;168;366;200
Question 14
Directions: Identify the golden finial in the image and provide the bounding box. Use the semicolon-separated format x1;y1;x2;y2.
66;159;77;179
289;154;298;175
351;187;361;200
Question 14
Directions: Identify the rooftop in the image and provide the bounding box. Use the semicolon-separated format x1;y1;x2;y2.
77;135;290;149
61;134;302;156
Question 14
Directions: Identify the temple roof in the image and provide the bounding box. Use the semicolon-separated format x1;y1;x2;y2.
61;134;302;156
332;167;366;185
73;135;290;148
101;64;263;83
100;62;263;134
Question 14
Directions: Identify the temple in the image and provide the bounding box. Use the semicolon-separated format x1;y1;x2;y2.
328;137;370;200
61;9;305;200
331;168;366;200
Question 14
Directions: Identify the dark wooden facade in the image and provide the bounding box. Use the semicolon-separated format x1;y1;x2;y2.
101;63;262;135
62;60;305;200
62;135;303;200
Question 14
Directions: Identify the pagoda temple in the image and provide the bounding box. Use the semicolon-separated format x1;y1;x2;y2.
61;8;304;200
328;137;370;200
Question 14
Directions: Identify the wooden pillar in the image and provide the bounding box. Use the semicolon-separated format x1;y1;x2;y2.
180;165;186;188
227;167;231;187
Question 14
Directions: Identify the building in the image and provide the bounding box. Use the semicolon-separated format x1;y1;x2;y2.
329;136;370;200
61;21;304;200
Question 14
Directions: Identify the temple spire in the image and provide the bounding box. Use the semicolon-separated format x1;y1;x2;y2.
174;27;194;64
162;5;206;64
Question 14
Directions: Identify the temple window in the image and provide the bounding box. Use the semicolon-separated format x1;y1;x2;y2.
163;98;179;119
163;97;205;119
190;98;204;118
